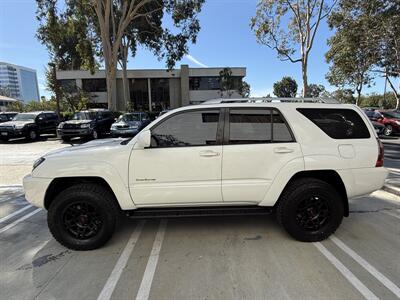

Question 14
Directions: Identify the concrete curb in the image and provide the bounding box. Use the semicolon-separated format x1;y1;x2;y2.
382;184;400;197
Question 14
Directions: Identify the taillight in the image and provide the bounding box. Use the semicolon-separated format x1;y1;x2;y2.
375;138;384;167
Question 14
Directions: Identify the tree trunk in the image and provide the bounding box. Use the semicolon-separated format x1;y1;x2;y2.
386;76;400;110
121;43;129;111
302;60;308;97
106;66;117;110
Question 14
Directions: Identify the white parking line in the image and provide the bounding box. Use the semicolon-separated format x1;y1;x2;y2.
331;236;400;298
382;210;400;220
0;208;41;234
0;205;31;223
314;242;378;300
97;221;145;300
136;220;167;300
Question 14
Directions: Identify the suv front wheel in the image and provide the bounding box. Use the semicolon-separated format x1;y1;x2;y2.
48;183;119;250
277;178;344;242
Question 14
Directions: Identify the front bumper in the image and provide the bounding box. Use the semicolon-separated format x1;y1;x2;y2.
57;128;92;137
0;128;28;138
23;175;53;208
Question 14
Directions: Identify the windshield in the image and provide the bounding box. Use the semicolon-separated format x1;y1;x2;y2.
14;114;36;121
72;112;96;120
119;114;140;122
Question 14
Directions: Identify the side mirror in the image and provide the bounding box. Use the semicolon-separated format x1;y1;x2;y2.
135;130;151;149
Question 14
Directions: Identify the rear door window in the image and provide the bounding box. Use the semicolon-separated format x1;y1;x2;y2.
227;108;294;144
297;108;370;139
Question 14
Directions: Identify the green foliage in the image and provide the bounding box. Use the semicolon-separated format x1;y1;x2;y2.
6;101;24;112
306;84;326;98
273;76;298;97
331;89;356;104
239;81;251;98
0;86;12;98
359;93;398;110
219;68;234;98
36;0;98;72
327;0;400;108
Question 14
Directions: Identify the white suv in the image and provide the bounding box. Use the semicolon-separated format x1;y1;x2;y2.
23;102;388;250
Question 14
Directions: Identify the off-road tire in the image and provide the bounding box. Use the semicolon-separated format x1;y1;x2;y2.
276;178;344;242
48;183;119;250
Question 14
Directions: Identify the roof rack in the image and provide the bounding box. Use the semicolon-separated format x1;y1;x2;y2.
202;97;340;104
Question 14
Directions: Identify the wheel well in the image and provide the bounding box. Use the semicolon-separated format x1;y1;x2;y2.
281;170;349;217
44;177;120;210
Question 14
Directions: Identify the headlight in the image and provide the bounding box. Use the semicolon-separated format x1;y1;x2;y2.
81;123;91;128
58;122;64;129
111;124;117;129
15;124;25;129
32;157;45;171
395;121;400;126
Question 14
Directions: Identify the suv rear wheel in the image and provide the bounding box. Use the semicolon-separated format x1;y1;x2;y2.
48;183;119;250
28;130;37;140
277;178;344;242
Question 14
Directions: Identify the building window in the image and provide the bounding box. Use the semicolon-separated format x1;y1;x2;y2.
151;78;170;112
82;79;107;92
189;77;220;90
58;79;77;93
189;76;243;91
130;79;149;111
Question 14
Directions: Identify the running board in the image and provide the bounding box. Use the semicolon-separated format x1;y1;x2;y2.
125;206;273;219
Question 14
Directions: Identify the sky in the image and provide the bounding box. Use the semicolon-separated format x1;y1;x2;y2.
0;0;390;99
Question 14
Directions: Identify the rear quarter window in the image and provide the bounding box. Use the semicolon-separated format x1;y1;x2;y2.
297;108;370;139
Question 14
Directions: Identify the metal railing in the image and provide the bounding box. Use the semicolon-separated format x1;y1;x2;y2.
202;97;340;105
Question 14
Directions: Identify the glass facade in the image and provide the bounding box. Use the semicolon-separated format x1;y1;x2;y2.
0;63;39;101
189;76;243;91
82;79;107;92
150;78;170;112
20;69;39;101
130;79;149;111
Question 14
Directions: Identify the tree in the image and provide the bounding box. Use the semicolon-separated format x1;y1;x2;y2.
273;76;298;97
0;86;12;98
331;88;355;104
305;83;326;97
251;0;337;96
239;81;251;98
219;68;234;98
327;0;400;109
91;0;205;110
326;2;376;106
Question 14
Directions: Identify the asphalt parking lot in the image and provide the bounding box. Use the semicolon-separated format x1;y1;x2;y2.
0;136;399;300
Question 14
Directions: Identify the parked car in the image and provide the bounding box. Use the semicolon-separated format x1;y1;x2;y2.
0;112;18;123
364;109;400;136
23;101;388;250
57;109;114;141
0;111;58;141
110;112;151;137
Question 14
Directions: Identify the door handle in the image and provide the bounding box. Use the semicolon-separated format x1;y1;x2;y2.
199;150;220;157
274;147;294;154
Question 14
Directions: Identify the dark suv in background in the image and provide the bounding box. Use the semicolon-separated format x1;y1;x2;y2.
0;112;18;123
57;109;114;141
0;111;59;141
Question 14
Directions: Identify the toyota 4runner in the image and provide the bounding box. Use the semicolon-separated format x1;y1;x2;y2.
23;101;388;250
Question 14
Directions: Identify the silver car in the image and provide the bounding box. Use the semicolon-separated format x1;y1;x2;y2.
110;112;151;137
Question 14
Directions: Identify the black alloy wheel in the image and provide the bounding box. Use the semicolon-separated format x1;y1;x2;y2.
295;196;330;232
62;201;103;240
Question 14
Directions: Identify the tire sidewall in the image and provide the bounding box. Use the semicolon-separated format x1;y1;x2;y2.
281;185;344;242
48;190;116;250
